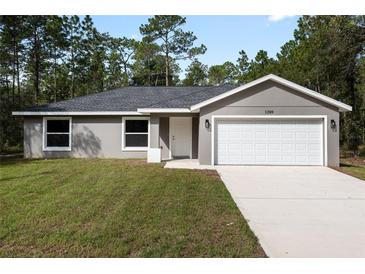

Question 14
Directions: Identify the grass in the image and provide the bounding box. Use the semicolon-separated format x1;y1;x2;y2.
0;157;265;257
337;157;365;181
0;145;23;155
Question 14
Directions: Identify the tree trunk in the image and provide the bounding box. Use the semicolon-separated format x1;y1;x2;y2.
35;54;40;102
155;75;158;86
54;57;57;102
71;71;74;98
12;41;16;105
5;74;10;98
70;28;75;99
165;52;170;86
16;50;21;106
33;27;40;102
123;62;128;81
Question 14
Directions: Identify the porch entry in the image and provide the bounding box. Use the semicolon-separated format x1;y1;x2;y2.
169;117;192;159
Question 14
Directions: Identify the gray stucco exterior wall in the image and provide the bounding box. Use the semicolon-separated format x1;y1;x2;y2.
149;116;160;149
192;117;199;159
198;80;340;166
24;114;198;161
24;116;147;159
159;117;170;160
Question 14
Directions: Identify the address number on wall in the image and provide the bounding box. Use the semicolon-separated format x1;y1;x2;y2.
265;110;274;114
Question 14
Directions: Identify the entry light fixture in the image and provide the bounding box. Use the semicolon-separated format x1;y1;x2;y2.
330;119;336;129
205;119;210;129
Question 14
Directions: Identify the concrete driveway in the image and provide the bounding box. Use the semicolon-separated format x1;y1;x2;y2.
216;166;365;257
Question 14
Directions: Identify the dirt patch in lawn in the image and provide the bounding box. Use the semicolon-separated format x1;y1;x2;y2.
341;156;365;168
333;157;365;181
194;169;222;180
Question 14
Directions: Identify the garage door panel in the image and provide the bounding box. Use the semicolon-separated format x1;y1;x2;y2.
308;143;321;151
216;119;323;165
255;155;266;162
282;132;294;138
295;132;308;139
309;132;321;139
282;155;295;162
268;143;281;150
268;131;281;139
255;131;266;139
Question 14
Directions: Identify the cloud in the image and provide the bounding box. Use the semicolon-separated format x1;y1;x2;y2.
268;15;295;22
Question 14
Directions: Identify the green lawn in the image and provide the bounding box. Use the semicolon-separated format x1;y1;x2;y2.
338;157;365;181
0;158;265;257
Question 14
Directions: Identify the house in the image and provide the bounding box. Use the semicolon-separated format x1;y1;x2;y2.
12;74;352;166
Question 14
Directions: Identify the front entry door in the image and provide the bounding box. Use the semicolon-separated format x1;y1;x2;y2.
170;117;192;158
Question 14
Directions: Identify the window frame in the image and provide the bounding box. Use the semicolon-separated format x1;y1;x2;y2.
121;116;150;151
42;117;72;152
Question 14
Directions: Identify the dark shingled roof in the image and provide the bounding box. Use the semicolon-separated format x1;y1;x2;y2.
26;85;237;112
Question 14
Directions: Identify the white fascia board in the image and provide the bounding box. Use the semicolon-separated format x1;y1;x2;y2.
190;74;352;112
12;111;142;116
137;108;191;113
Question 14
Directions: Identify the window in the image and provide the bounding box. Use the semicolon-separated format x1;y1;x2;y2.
43;117;72;151
122;117;149;151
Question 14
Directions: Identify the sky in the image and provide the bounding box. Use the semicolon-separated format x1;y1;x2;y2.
90;15;300;77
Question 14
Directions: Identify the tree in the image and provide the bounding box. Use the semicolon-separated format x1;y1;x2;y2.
273;16;365;151
131;41;164;86
222;61;239;83
1;15;364;155
208;65;226;85
276;40;301;83
106;36;138;88
131;41;181;86
24;16;50;102
246;50;277;81
139;15;206;86
89;33;107;93
80;15;102;94
0;16;27;105
43;16;68;102
0;16;28;150
63;15;83;98
183;60;208;86
208;61;238;85
236;50;250;83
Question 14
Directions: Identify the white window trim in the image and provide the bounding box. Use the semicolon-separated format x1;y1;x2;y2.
211;115;327;167
42;117;72;152
121;116;150;151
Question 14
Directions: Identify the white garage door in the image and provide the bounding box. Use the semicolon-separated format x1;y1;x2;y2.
216;119;323;165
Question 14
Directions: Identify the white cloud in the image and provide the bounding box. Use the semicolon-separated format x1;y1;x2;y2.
268;15;295;22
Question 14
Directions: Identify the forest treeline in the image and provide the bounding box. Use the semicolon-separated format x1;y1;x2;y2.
0;15;364;153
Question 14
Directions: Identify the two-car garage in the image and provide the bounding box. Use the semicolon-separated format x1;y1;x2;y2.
214;116;325;166
193;75;351;167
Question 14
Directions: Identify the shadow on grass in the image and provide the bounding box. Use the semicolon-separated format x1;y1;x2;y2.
0;171;54;182
340;162;354;168
0;156;43;167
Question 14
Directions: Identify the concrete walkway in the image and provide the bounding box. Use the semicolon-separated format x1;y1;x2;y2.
216;166;365;257
164;159;215;170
